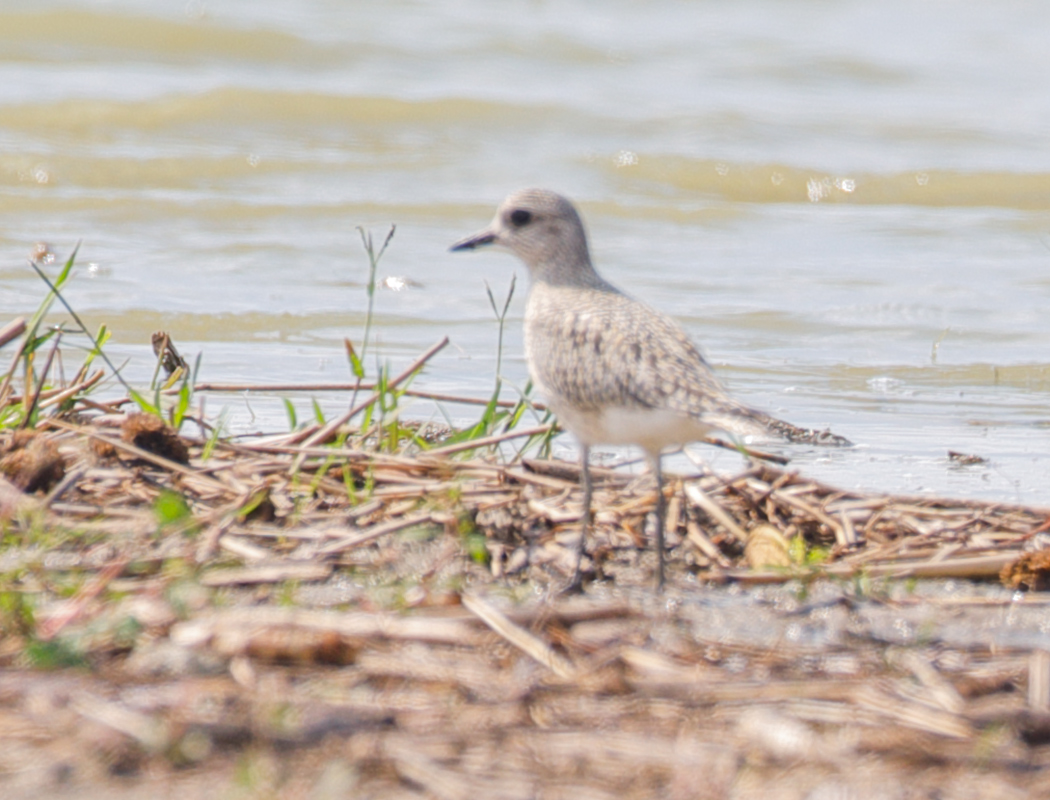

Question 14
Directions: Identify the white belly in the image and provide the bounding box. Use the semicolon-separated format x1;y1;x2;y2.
549;401;717;456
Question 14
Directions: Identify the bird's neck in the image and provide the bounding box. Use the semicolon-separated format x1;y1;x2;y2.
530;255;614;291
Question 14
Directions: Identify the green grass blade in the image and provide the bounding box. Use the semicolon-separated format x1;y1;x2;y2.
201;408;229;461
129;388;159;416
282;399;298;431
24;244;79;343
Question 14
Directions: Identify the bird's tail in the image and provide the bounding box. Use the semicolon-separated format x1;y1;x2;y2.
703;404;852;447
752;412;852;446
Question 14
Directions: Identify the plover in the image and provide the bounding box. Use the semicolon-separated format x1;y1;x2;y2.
452;188;847;588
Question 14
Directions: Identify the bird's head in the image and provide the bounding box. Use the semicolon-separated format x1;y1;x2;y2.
451;188;596;284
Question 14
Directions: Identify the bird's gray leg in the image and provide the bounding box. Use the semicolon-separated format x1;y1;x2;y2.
568;444;591;591
650;453;666;590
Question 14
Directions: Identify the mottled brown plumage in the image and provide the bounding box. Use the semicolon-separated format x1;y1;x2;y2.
452;188;848;588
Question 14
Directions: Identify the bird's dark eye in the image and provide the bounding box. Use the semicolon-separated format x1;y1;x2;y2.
509;209;532;227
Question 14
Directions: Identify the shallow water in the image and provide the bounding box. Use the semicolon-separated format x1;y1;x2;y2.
2;0;1050;503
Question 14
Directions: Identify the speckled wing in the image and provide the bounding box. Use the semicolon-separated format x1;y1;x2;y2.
524;286;761;429
524;285;849;445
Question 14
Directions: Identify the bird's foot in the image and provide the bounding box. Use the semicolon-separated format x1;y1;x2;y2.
558;574;586;596
558;548;597;595
558;561;591;595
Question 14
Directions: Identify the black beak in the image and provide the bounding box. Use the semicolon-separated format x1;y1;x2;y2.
449;231;496;252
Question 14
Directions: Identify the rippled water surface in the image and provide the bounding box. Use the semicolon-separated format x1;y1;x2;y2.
2;0;1049;502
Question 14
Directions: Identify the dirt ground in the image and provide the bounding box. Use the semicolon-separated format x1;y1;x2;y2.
2;572;1049;800
4;529;1050;799
4;417;1050;799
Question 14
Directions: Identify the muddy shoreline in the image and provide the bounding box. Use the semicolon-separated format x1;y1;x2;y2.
3;408;1050;797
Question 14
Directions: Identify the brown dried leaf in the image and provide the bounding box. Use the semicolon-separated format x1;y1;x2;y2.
0;430;65;492
121;413;189;464
1001;550;1050;591
744;524;792;569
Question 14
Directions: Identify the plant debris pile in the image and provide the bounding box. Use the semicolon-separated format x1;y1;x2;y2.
0;409;1049;796
4;244;1050;797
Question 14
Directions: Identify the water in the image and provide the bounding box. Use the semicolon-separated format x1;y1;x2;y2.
2;0;1049;503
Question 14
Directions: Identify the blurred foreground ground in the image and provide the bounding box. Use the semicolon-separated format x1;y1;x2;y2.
3;415;1050;798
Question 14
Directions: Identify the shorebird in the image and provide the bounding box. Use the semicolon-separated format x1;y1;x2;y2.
451;189;847;588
